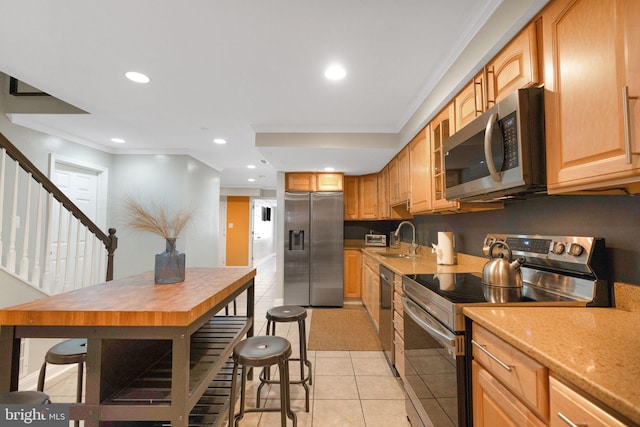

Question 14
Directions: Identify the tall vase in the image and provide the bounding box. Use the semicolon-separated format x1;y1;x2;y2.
155;238;186;284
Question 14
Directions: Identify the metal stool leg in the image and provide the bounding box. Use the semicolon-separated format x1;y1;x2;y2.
278;358;297;427
229;360;239;427
76;362;84;404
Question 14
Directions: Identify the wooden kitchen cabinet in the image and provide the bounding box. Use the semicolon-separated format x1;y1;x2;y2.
430;103;460;212
361;253;380;331
455;71;485;132
485;21;541;108
377;166;390;219
358;173;378;219
549;375;628;427
343;249;362;299
389;146;410;206
472;361;547;427
285;172;316;191
542;0;640;194
343;176;359;220
409;125;432;214
285;172;344;191
471;324;549;427
392;274;405;379
316;173;344;191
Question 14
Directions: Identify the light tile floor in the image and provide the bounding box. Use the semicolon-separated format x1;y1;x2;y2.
42;255;411;426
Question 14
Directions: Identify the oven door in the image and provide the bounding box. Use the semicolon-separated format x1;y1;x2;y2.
402;296;467;427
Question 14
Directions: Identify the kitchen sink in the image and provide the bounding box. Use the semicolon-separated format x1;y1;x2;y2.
379;253;418;259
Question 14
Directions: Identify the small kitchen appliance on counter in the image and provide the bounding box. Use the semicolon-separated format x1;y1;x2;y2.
401;233;610;427
364;233;387;247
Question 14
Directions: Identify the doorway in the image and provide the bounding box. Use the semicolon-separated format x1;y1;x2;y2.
225;196;250;266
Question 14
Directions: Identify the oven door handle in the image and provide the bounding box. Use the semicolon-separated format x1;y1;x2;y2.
402;296;455;348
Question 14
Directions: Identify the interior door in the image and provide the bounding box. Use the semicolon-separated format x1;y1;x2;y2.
50;162;99;291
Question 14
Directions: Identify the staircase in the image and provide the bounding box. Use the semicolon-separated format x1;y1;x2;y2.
0;131;117;297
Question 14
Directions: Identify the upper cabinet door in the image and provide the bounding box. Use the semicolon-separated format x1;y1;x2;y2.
285;172;316;191
486;21;541;107
430;103;460;212
389;146;410;206
377;166;390;219
343;176;359;220
455;72;485;132
543;0;640;194
358;174;378;219
316;173;344;191
409;126;432;214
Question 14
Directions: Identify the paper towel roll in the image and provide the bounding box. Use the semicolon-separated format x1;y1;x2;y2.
437;232;455;265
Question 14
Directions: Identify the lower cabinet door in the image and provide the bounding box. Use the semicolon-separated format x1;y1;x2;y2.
472;361;546;427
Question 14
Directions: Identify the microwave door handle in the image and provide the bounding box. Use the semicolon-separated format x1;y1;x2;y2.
484;112;502;182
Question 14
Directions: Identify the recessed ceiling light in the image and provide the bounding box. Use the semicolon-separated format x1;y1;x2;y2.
248;178;256;182
324;167;336;172
125;71;150;84
111;137;126;144
247;164;256;169
324;64;346;80
213;138;227;145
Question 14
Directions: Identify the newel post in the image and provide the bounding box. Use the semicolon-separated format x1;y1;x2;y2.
106;228;118;282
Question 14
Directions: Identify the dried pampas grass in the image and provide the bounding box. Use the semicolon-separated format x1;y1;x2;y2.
123;196;194;239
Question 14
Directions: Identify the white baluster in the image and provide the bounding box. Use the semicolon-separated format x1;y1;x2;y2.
82;225;91;288
53;203;64;294
0;148;6;261
74;220;82;289
19;176;32;280
7;162;19;273
88;234;97;285
41;193;54;293
63;212;73;291
32;184;44;288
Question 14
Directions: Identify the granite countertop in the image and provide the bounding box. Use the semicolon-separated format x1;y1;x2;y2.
345;239;487;276
463;306;640;425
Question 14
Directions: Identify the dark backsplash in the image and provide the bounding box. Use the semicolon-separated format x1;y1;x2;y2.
345;195;640;286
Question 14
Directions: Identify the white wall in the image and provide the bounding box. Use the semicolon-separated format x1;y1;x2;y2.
108;154;221;279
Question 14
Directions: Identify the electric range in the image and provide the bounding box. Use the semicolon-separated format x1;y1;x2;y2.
400;234;611;427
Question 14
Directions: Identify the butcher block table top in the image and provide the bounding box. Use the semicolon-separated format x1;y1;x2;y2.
0;267;256;327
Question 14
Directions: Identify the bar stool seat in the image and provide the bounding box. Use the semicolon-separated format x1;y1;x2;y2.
37;338;86;404
0;391;50;404
229;335;296;427
259;305;312;412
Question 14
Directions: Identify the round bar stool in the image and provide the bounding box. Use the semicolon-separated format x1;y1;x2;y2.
0;391;50;404
258;305;311;412
37;338;87;404
229;335;296;427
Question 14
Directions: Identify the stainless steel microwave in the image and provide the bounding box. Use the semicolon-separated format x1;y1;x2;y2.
443;87;546;201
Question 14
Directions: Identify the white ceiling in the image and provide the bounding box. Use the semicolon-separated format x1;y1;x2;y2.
0;0;547;190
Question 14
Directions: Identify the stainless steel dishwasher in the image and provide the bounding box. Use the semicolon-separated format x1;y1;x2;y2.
379;264;395;375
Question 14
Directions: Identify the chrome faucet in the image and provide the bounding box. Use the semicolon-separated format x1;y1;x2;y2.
394;221;418;255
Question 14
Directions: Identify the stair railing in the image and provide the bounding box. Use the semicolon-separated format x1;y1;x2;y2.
0;131;117;294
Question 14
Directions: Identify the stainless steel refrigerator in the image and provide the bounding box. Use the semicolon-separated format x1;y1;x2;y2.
284;192;344;307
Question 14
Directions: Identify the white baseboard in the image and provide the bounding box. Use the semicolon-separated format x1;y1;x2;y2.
20;364;77;391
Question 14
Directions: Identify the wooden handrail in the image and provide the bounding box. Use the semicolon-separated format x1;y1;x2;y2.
0;131;117;281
